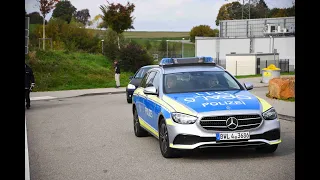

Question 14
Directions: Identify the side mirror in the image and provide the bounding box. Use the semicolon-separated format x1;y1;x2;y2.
143;86;158;95
244;82;253;90
129;76;133;80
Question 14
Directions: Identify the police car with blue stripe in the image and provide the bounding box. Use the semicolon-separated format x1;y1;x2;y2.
132;57;281;158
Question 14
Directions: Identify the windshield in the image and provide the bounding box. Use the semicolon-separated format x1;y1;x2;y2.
163;71;243;94
134;67;152;79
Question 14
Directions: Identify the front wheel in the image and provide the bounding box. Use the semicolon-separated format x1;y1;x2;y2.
159;119;179;158
127;98;132;103
255;144;278;153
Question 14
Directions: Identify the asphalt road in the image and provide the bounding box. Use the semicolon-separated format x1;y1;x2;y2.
26;94;295;180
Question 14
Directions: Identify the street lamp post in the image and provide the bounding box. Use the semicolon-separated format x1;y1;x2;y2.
181;38;185;58
101;39;104;54
166;40;169;57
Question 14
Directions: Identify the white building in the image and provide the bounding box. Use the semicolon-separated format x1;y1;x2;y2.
195;17;295;72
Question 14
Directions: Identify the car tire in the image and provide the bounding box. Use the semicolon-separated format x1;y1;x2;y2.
127;98;132;103
255;144;278;153
133;108;148;137
159;119;180;158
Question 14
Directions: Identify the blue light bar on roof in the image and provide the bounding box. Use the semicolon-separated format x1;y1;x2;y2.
159;56;215;66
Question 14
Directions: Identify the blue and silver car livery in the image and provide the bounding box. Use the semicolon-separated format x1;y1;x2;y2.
132;57;281;158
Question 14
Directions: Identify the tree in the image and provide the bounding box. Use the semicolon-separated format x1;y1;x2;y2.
27;12;44;24
52;0;76;24
189;25;217;43
92;14;102;28
100;1;135;49
285;3;295;17
36;0;59;50
255;0;269;18
273;9;287;18
75;9;91;26
216;1;242;26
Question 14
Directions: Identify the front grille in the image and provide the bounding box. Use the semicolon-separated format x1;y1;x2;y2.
200;114;262;131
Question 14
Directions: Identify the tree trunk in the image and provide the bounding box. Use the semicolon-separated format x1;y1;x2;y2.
43;16;45;50
117;35;120;49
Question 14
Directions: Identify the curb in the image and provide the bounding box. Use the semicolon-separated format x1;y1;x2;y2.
278;114;295;122
76;91;126;97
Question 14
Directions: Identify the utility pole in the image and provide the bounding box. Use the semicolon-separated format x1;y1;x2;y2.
249;0;251;19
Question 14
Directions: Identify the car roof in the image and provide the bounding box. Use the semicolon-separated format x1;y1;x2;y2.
141;65;159;69
162;65;225;74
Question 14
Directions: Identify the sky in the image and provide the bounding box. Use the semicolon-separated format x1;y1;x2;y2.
25;0;294;31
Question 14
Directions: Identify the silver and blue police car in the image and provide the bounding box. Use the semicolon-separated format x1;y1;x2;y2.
132;57;281;158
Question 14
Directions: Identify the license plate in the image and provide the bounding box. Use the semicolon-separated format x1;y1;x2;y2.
216;132;250;141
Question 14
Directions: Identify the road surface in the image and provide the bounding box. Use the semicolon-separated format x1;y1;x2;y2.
26;93;295;180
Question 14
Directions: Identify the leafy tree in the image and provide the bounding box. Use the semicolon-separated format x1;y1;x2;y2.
52;0;76;24
255;0;269;18
285;3;295;17
92;14;102;28
100;1;135;49
36;0;59;50
75;9;91;26
190;25;217;43
27;12;45;24
216;1;242;26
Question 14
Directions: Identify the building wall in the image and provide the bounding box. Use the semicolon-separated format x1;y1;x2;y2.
226;55;256;76
195;36;295;67
195;39;216;58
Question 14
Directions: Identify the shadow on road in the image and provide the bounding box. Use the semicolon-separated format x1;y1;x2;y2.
179;140;294;160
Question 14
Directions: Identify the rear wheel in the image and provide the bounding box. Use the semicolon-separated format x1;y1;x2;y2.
159;119;179;158
133;108;148;137
255;144;278;153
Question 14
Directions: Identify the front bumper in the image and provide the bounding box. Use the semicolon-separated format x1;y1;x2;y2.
126;88;135;99
166;117;281;150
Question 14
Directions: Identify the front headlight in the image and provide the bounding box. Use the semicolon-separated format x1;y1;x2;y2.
127;84;136;89
262;108;277;120
171;113;197;124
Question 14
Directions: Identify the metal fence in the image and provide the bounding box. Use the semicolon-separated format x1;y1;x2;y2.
220;17;295;38
150;50;195;62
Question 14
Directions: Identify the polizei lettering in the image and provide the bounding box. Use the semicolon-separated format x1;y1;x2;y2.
202;101;245;107
184;92;252;104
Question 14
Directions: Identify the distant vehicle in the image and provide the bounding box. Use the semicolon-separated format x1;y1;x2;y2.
132;57;281;158
126;65;159;103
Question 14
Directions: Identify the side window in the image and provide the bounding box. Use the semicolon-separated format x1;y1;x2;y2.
151;72;160;90
140;72;150;88
145;71;156;87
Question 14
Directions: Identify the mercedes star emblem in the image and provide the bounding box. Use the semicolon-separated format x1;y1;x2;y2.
226;117;238;130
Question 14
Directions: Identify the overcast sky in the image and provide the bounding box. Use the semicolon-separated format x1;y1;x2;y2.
25;0;294;31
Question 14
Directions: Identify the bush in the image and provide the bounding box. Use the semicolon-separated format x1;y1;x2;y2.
118;42;153;73
30;18;100;53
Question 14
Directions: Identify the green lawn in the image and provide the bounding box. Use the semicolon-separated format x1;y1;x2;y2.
25;50;134;92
